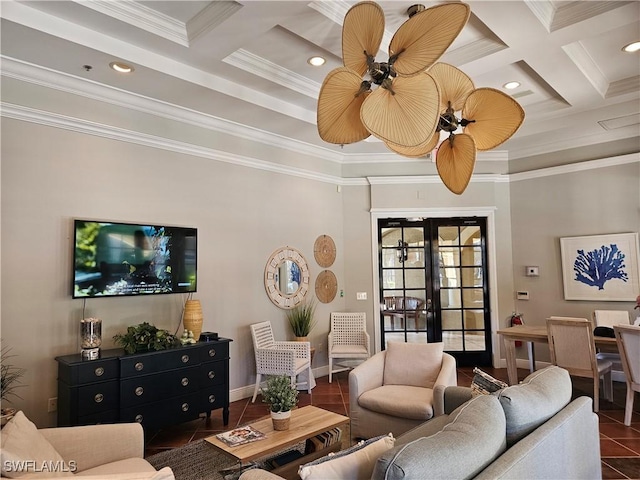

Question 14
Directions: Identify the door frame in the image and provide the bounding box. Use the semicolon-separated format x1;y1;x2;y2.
370;207;501;367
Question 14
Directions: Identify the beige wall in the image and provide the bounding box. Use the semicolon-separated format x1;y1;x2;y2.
509;160;640;362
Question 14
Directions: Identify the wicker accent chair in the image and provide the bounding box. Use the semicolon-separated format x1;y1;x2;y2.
546;316;613;412
613;324;640;425
328;312;370;383
250;321;312;403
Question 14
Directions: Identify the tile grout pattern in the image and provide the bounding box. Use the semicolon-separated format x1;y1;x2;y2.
145;367;640;479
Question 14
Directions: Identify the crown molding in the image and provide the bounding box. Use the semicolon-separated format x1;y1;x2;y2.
367;174;509;185
509;153;639;182
562;42;607;98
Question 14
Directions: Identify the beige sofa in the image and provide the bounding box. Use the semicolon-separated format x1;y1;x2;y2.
0;411;173;479
240;366;602;480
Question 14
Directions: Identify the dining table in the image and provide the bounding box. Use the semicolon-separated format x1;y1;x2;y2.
497;324;618;385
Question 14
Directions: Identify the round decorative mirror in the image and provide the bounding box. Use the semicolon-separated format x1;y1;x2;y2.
264;246;310;309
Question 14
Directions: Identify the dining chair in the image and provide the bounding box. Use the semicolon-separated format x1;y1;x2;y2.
328;312;370;383
546;316;613;412
593;310;631;382
613;324;640;425
249;321;312;402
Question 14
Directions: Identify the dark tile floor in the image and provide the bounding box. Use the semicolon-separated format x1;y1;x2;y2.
145;367;640;479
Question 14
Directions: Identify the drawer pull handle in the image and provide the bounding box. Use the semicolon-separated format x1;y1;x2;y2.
135;362;144;372
208;370;215;379
181;403;189;412
209;394;216;403
135;387;144;396
209;349;216;357
94;393;104;403
135;414;143;423
181;355;189;363
181;377;189;387
94;367;104;377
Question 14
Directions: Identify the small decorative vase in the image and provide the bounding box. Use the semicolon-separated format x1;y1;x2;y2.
183;300;203;341
271;410;291;431
294;336;308;342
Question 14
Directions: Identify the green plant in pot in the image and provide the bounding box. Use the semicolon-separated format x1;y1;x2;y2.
113;322;180;354
1;343;26;425
261;375;298;431
286;300;316;341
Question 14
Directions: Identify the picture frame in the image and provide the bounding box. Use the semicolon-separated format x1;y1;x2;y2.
560;232;640;301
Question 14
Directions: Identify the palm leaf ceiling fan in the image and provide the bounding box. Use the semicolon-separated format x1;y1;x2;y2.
316;1;525;195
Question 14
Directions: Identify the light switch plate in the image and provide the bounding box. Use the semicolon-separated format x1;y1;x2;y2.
516;291;530;300
356;292;367;300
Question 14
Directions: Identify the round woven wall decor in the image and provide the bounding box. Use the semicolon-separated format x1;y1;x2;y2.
315;270;338;304
313;235;336;268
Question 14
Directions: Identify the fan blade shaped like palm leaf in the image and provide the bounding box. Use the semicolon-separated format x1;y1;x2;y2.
385;130;441;158
428;63;475;113
342;1;385;77
361;73;440;147
436;133;476;195
390;3;470;77
317;67;371;145
462;87;525;151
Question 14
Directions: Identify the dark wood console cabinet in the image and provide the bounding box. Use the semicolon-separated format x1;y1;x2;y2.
55;338;232;430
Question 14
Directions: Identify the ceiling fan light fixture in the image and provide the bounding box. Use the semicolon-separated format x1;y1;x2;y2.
622;41;640;53
407;4;425;18
308;56;326;66
503;81;520;90
109;62;134;73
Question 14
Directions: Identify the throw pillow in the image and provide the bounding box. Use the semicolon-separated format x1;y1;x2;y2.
383;342;444;388
470;367;508;396
298;434;395;480
0;411;70;478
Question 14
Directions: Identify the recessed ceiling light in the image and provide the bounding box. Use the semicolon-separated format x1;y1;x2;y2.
109;62;134;73
622;41;640;53
503;81;521;90
307;56;326;67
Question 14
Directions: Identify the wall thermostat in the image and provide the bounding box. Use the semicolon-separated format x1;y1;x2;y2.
525;266;539;277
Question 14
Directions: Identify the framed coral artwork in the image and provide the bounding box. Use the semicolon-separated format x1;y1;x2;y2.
560;232;640;301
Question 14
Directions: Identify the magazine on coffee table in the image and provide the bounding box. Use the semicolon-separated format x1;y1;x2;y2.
216;426;266;447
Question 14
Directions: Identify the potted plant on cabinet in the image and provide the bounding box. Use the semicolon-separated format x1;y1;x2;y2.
113;322;180;354
1;343;26;426
286;300;316;342
261;375;298;431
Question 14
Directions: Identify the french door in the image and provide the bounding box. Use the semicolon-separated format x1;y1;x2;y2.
378;217;492;366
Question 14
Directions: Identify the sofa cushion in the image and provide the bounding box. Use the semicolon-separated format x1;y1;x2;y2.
372;394;506;480
496;365;572;447
358;385;434;420
383;342;443;388
298;434;395;480
0;411;69;478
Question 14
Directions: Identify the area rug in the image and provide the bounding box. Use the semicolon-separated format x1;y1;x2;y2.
146;439;305;480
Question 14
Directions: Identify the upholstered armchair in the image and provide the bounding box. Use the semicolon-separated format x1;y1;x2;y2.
349;341;457;440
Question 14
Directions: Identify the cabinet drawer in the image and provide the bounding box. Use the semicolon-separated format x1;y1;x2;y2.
120;349;199;377
200;384;227;411
120;366;199;407
77;409;120;426
120;392;201;430
199;361;226;386
58;357;119;385
75;380;119;416
199;342;229;361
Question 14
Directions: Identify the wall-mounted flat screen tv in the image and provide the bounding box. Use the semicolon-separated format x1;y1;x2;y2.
73;220;197;298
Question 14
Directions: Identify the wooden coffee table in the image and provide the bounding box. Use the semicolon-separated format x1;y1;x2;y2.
205;405;349;479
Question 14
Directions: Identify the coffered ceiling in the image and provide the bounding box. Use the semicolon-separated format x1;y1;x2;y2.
1;0;639;173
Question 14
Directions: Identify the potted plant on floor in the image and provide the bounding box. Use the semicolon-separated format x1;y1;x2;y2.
261;375;298;431
286;300;316;342
1;343;26;426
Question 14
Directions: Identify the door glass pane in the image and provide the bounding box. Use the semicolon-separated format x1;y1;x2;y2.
460;226;480;244
381;228;401;247
382;269;404;288
460;246;482;266
382;248;404;268
441;267;460;287
406;248;425;267
439;248;460;266
442;310;462;330
405;270;425;288
464;310;484;329
465;332;486;351
461;267;483;287
406;332;428;343
442;331;463;351
441;289;461;308
462;288;484;307
438;227;459;245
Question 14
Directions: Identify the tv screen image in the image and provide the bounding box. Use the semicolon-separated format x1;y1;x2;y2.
73;220;197;298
